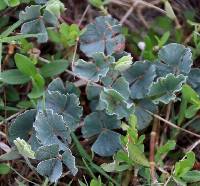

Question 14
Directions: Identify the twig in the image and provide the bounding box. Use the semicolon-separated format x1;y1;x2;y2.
78;5;90;27
136;6;149;29
132;0;166;15
160;103;172;147
185;139;200;152
71;5;90;69
10;166;40;186
120;4;135;24
146;110;200;138
0;110;24;125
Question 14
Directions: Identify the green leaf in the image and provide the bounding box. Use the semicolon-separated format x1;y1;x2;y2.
185;105;200;118
89;0;104;8
40;59;69;78
36;158;62;183
0;163;10;175
28;73;45;99
182;84;200;103
127;143;149;167
174;151;195;178
98;88;134;119
74;53;114;82
35;144;59;161
0;69;30;85
80;16;125;57
164;1;176;20
149;74;186;104
157;31;170;47
0;1;7;11
14;138;35;159
90;177;103;186
123;61;156;99
82;111;121;156
62;148;78;176
114;54;133;72
14;53;37;77
60;23;81;47
181;170;200;183
8;109;36;144
6;0;20;7
44;91;82;131
33;109;71;151
155;140;176;161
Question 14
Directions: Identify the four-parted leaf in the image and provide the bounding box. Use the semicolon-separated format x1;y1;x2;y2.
44;91;82;131
36;158;62;183
123;61;156;99
82;111;121;156
80;16;125;57
74;53;114;82
98;88;134;119
156;43;192;76
33;109;71;150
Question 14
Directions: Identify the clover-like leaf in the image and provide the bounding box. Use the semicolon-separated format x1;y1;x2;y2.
44;91;82;131
36;158;62;183
82;111;121;156
35;144;59;161
8;109;36;144
111;77;130;99
98;88;134;119
149;74;186;104
19;5;58;43
73;53;114;82
92;130;121;157
123;61;156;99
33;109;71;151
28;130;42;151
80;16;125;57
156;43;193;76
62;148;78;176
19;5;41;22
187;68;200;95
135;99;157;130
82;111;120;138
47;78;80;97
21;19;48;43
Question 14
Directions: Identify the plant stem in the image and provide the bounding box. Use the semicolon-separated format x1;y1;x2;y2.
10;166;40;186
0;43;2;72
0;34;40;43
1;20;22;37
149;117;159;184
